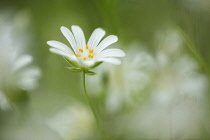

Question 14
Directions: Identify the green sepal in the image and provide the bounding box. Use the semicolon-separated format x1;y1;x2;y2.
89;61;103;69
64;57;79;68
67;67;83;72
85;70;96;75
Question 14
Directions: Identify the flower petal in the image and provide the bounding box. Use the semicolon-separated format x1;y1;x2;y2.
97;48;125;59
13;55;33;72
47;40;74;55
60;26;77;53
18;67;41;90
98;57;121;65
49;48;77;62
87;28;105;49
71;25;86;50
95;35;118;53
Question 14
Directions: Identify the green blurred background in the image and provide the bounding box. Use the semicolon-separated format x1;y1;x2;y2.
0;0;210;140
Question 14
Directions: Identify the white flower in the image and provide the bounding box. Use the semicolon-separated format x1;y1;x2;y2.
0;12;41;91
0;45;41;92
155;27;183;55
106;45;154;113
152;28;208;102
46;104;95;140
0;10;41;110
87;43;154;113
1;54;41;99
117;28;209;140
11;54;41;90
47;25;125;71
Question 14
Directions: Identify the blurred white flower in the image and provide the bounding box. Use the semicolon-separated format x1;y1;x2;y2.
46;104;95;140
155;27;183;56
106;45;154;113
47;25;125;71
152;28;208;102
88;43;154;113
133;56;208;139
119;28;209;140
0;10;41;110
1;114;60;140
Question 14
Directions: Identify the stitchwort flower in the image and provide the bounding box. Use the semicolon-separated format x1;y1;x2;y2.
47;104;95;140
47;26;125;139
47;25;125;74
0;10;41;110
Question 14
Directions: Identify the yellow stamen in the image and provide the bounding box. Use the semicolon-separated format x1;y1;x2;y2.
89;49;94;53
83;57;87;60
79;49;83;52
76;54;81;57
88;54;94;58
86;45;89;49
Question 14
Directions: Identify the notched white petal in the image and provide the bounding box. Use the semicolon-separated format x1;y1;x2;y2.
49;48;77;62
98;58;121;65
49;48;68;57
47;40;74;55
60;26;77;52
98;48;126;58
71;25;86;49
96;35;118;53
13;55;33;72
87;28;106;49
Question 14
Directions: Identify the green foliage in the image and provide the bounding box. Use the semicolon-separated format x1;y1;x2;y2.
0;0;210;140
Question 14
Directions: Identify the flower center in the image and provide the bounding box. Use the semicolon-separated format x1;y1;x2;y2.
76;45;95;60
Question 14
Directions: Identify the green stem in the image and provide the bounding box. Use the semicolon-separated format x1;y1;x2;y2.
82;71;105;139
175;26;210;77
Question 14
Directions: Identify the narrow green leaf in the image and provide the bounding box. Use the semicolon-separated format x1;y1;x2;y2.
64;57;79;68
67;67;83;72
89;61;103;69
85;70;96;75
